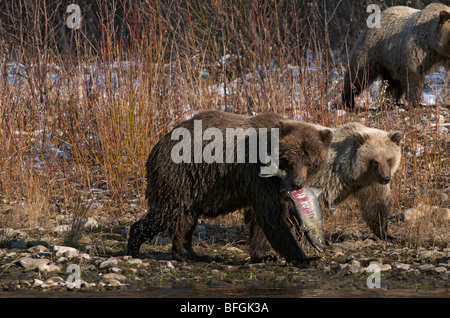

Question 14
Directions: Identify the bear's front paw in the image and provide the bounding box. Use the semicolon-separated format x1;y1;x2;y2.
250;254;279;264
292;256;324;268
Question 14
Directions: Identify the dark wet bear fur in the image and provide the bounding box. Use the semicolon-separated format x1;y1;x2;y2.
127;110;332;266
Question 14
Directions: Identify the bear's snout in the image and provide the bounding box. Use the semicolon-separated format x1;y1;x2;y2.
371;159;392;185
291;180;303;190
282;172;303;191
379;176;391;184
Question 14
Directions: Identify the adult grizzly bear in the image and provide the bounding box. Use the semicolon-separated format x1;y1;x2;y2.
127;110;333;266
246;122;403;261
342;3;450;110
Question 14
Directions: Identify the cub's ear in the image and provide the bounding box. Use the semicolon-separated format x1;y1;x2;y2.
275;120;295;136
353;132;369;148
319;129;333;147
388;131;403;146
439;10;450;24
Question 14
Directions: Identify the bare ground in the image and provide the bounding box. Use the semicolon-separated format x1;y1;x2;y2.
0;208;448;297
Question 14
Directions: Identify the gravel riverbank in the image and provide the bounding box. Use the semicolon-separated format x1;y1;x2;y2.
0;219;448;297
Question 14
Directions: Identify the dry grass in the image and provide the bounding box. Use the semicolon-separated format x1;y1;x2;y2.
0;0;448;249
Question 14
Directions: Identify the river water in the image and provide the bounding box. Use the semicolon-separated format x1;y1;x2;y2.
1;285;448;298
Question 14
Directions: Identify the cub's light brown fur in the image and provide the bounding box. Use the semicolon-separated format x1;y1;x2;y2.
312;122;403;238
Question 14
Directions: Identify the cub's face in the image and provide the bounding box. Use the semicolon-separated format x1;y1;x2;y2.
368;155;398;185
277;121;333;189
354;130;403;185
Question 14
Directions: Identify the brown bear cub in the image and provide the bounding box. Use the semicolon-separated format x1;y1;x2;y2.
312;122;403;239
343;3;450;110
127;110;333;266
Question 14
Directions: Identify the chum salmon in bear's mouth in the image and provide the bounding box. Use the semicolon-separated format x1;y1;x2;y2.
288;187;325;253
258;157;325;252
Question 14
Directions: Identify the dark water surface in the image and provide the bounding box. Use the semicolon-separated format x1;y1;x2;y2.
1;285;448;298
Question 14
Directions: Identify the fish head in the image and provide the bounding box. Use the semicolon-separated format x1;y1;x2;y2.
305;227;326;253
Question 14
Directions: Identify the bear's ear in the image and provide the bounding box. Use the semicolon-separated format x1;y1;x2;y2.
388;131;403;146
353;132;368;148
276;120;295;136
439;11;450;24
319;129;333;147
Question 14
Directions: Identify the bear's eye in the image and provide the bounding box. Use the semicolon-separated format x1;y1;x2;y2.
387;158;393;166
304;159;320;172
370;159;379;167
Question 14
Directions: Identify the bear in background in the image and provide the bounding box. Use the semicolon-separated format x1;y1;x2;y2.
342;3;450;110
127;110;333;266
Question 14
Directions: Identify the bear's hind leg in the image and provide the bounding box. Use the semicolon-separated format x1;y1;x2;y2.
385;78;404;105
403;74;423;108
244;209;274;263
127;212;166;258
170;212;199;261
342;70;358;111
342;65;374;111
